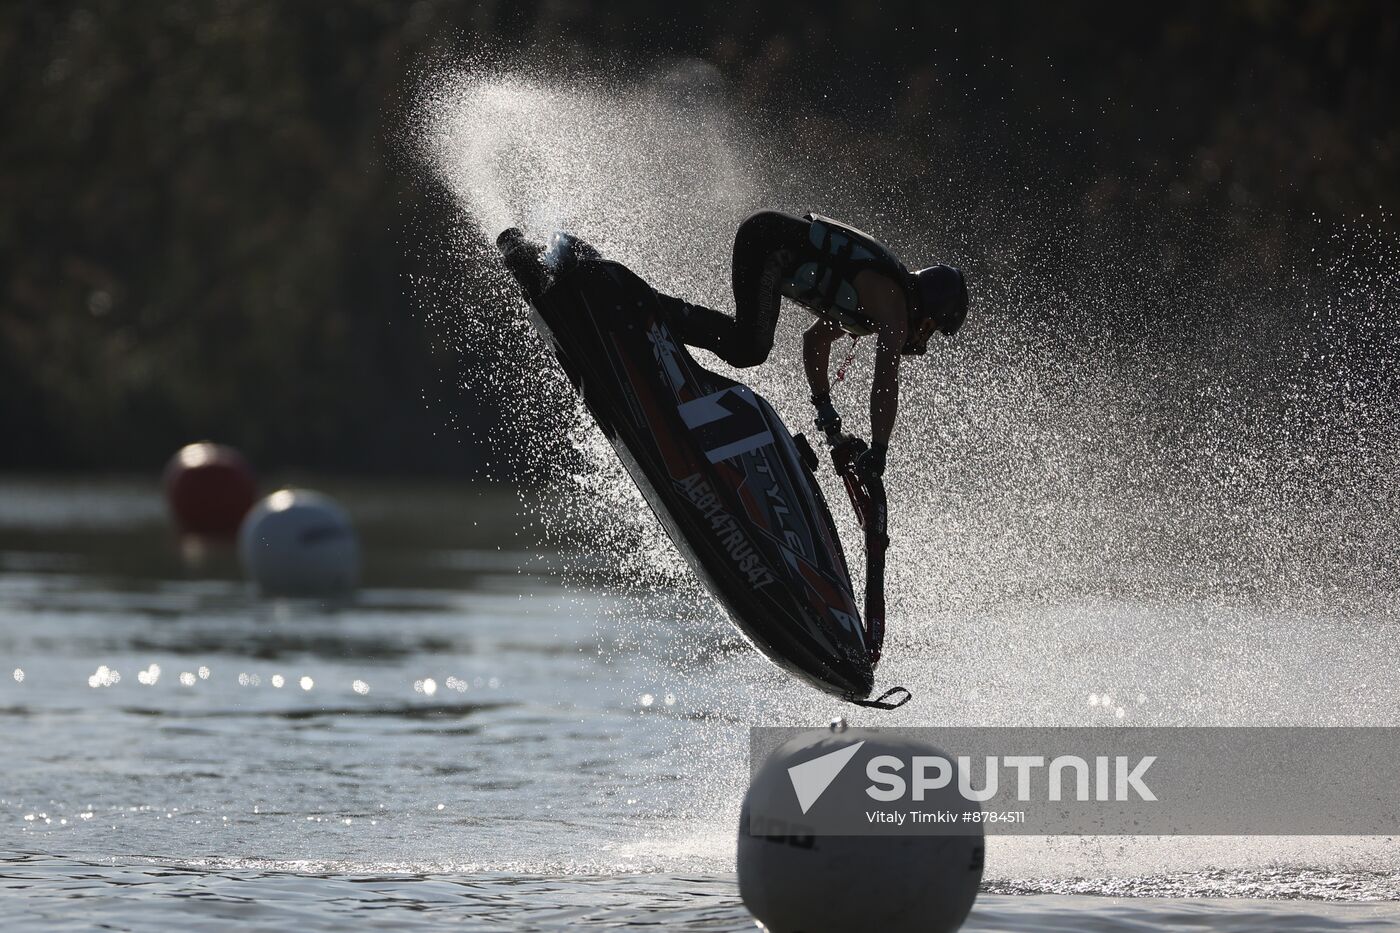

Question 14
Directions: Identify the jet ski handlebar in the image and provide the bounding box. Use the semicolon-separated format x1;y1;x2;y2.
820;427;889;664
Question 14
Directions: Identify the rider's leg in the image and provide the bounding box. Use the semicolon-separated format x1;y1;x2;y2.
724;210;809;367
656;211;810;368
654;293;738;359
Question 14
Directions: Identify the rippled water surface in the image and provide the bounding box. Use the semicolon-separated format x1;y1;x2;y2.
3;478;1399;931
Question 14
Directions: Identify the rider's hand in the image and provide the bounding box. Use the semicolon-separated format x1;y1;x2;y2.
811;392;842;434
855;442;887;480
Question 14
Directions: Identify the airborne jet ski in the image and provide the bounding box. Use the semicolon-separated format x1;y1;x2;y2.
497;229;907;709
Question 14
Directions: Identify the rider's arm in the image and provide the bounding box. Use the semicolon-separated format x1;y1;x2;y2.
802;318;844;399
856;271;909;447
870;324;904;446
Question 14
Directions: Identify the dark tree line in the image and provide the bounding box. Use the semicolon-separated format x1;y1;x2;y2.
1;0;1394;472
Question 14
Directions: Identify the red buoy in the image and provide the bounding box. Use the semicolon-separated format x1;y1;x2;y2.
162;442;257;538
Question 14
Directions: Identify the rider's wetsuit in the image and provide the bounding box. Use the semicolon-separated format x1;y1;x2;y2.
655;210;914;368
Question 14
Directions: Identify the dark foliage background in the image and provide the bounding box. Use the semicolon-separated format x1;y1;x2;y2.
1;1;1394;472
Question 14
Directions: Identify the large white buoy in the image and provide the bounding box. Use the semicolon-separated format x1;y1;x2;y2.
238;488;359;597
738;727;984;933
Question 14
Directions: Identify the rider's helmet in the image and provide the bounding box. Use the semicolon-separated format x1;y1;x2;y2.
903;264;969;354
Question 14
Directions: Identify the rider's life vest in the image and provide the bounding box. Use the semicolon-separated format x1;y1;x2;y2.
779;213;911;336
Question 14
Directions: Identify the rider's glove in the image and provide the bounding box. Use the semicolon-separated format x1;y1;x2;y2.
811;392;842;434
855;442;888;480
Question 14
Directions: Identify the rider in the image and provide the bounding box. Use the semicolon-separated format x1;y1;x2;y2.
654;210;968;479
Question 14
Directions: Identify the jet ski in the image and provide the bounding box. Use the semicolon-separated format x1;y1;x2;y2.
497;229;907;709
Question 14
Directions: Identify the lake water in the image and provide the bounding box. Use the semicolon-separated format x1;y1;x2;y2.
3;477;1399;931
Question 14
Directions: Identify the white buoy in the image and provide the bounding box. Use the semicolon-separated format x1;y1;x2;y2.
737;728;984;933
238;488;359;597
